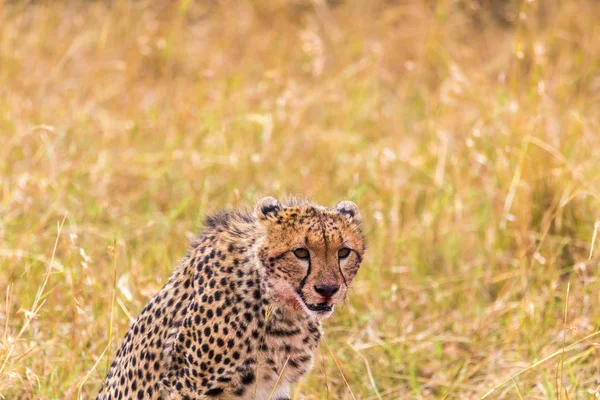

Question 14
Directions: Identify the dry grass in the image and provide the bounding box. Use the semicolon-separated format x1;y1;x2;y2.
1;0;600;398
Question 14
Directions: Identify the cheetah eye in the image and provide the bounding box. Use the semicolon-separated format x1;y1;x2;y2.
293;248;310;259
338;248;351;259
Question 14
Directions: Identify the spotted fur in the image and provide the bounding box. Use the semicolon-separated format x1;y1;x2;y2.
97;197;366;399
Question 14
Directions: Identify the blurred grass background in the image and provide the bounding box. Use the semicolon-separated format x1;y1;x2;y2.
1;0;600;398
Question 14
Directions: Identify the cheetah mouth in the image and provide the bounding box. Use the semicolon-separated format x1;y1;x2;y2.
296;290;333;314
305;303;333;313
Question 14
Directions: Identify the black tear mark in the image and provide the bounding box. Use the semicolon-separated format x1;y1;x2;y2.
337;257;348;289
298;241;312;294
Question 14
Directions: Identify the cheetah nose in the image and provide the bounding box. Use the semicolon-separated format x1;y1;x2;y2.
314;284;339;298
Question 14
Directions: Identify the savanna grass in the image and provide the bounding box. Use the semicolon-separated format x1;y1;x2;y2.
1;0;600;398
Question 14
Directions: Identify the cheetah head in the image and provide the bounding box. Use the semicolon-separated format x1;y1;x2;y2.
255;197;366;320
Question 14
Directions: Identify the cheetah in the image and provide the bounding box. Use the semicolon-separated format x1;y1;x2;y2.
97;196;366;399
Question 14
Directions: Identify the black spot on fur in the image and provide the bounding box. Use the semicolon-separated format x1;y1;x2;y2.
240;371;255;385
205;387;224;396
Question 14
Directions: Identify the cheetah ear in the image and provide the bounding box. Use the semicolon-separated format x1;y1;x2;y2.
255;196;281;220
335;200;361;223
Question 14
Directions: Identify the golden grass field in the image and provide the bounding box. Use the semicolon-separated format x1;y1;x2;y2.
1;0;600;398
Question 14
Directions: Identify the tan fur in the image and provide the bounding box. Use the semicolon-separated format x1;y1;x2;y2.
97;197;366;400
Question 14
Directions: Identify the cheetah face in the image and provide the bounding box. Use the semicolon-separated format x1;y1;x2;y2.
256;197;366;320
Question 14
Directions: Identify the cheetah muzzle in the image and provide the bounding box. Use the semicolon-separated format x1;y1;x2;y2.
97;196;366;400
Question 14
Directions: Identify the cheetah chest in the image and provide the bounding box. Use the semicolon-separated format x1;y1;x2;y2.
252;315;322;398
